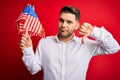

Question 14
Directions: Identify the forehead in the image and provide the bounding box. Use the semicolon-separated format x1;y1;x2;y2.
59;12;76;21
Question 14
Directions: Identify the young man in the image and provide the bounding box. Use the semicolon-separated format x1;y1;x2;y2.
19;6;120;80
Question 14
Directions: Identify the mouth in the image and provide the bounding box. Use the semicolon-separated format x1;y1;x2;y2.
59;28;67;32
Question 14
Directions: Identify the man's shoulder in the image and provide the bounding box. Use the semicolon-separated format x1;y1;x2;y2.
45;36;55;40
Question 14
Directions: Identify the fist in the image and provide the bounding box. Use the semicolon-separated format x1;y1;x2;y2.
19;31;32;50
78;22;93;44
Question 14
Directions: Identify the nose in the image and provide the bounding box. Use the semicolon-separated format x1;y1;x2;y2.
62;21;67;28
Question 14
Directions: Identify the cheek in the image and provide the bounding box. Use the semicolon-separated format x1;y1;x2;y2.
69;25;76;30
58;22;61;28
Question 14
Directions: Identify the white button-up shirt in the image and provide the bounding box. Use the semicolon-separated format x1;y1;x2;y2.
22;27;120;80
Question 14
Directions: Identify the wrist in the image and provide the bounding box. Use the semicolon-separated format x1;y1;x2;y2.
90;26;101;39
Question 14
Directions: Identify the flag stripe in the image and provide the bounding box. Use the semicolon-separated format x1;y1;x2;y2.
26;16;33;30
32;18;39;32
16;5;45;37
27;16;34;31
29;17;35;31
37;24;42;34
30;18;37;32
34;20;40;33
23;15;30;29
25;15;32;30
16;13;27;22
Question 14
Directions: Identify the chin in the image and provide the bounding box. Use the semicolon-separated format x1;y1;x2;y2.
59;33;72;38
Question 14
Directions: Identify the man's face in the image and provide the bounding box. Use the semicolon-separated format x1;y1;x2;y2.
58;12;79;38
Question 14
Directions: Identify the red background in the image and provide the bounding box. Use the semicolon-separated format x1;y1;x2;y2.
0;0;120;80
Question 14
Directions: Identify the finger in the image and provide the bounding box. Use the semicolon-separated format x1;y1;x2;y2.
20;46;26;50
79;25;91;36
20;39;27;45
79;28;89;36
25;30;31;40
81;25;86;29
81;24;88;30
82;36;87;44
79;28;87;33
25;30;28;35
21;35;28;43
21;30;28;38
21;33;28;39
21;31;31;41
25;30;29;38
27;32;31;41
83;23;88;28
83;22;93;30
19;41;26;48
20;35;29;47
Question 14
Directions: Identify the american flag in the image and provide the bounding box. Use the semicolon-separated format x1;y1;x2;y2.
16;4;45;37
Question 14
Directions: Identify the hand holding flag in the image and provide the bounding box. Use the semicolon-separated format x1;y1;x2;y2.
19;30;32;50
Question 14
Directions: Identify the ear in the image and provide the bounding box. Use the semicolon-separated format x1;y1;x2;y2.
75;22;80;30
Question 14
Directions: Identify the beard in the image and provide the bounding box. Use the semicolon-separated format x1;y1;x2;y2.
58;29;74;38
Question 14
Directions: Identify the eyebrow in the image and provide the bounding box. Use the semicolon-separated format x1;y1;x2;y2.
59;18;73;23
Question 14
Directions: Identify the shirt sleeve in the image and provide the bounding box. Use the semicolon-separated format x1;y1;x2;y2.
87;26;120;56
22;38;44;75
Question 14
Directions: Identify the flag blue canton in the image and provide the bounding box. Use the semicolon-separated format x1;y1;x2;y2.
23;4;38;18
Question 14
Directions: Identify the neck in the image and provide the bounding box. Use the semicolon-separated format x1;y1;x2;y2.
58;34;74;43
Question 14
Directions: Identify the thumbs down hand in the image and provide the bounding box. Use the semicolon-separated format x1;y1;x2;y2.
78;22;93;44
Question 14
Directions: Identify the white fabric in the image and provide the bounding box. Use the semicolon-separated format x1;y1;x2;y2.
22;26;120;80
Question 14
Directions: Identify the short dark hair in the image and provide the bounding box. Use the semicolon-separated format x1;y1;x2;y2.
60;6;80;21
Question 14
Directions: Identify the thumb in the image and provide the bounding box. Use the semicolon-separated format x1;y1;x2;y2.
82;36;87;44
25;30;31;40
